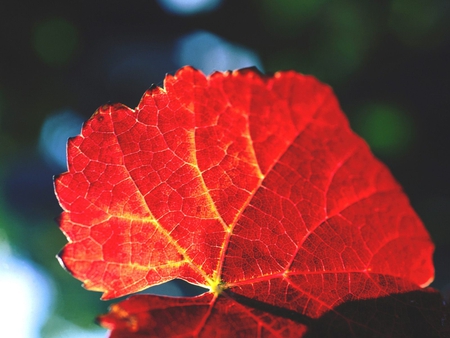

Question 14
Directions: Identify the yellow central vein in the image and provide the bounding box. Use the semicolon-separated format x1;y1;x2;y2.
108;106;212;285
214;87;333;283
182;99;228;232
212;92;265;282
182;103;231;287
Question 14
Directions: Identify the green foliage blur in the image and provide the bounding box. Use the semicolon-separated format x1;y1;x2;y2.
0;1;449;336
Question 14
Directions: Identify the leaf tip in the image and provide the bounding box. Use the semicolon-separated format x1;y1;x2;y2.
235;66;264;76
420;274;435;288
56;248;70;273
96;303;138;334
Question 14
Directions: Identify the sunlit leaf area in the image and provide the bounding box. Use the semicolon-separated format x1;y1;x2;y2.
1;1;449;337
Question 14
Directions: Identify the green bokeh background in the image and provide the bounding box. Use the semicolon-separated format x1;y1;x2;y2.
1;1;449;336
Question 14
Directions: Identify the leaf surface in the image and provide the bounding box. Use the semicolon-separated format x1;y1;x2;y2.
55;67;441;337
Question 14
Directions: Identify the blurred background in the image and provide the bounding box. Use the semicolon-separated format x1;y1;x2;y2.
0;0;449;337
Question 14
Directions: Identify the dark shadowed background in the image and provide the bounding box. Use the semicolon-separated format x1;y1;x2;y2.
0;1;449;337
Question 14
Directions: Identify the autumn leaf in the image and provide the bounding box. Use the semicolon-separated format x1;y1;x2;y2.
55;66;447;337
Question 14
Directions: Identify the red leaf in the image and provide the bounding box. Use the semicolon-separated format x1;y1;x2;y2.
55;67;441;336
99;293;309;337
97;289;450;337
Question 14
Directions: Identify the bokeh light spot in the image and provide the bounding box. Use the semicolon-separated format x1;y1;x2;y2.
32;17;79;66
0;240;53;338
260;0;326;36
39;110;84;170
389;0;444;47
157;0;221;15
42;317;107;338
313;2;376;83
174;30;263;75
353;103;414;156
265;1;376;84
